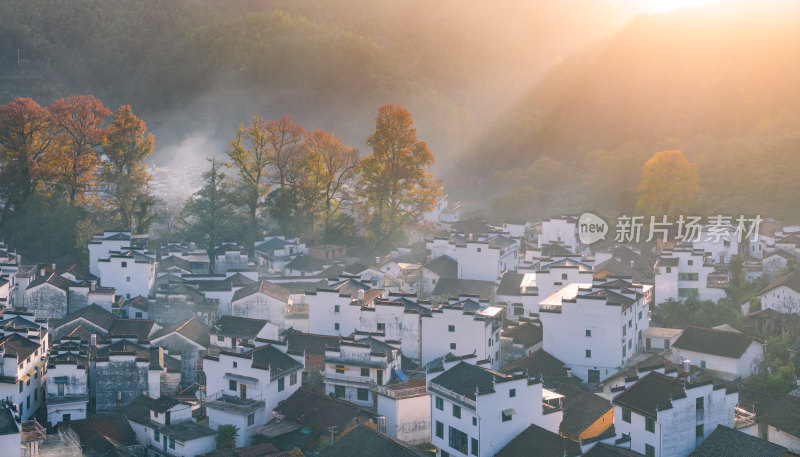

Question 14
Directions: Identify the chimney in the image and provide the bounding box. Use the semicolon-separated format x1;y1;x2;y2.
90;334;97;348
15;254;21;265
566;369;572;378
375;257;381;265
52;263;57;271
357;289;365;301
630;260;635;269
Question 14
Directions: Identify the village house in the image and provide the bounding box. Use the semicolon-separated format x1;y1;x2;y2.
319;424;428;457
253;236;308;274
497;258;594;318
690;424;797;457
88;231;135;277
202;342;303;447
98;249;156;299
0;326;47;420
762;250;794;281
499;318;543;367
46;337;89;426
538;216;581;254
359;295;429;363
64;414;142;457
495;423;581;457
643;327;684;353
760;270;800;315
323;336;402;407
555;384;614;443
612;367;738;457
122;394;216;457
418;255;458;298
426;233;519;282
759;394;800;453
420;299;503;369
670;326;763;378
538;277;651;383
22;268;95;319
280;329;341;388
306;280;384;336
377;375;430;446
210;315;279;349
93;337;165;413
427;360;563;457
228;280;293;327
213;243;250;274
655;245;727;305
149;317;211;387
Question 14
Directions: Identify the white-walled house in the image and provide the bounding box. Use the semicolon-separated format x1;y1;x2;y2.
46;338;89;426
88;231;133;278
762;250;794;281
427;361;563;457
538;277;651;383
427;234;519;282
539;216;580;254
759;270;800;315
360;296;428;364
420;301;504;369
93;339;164;413
228;281;292;327
655;246;727;305
695;224;740;265
123;395;215;457
98;249;156;299
323;336;402;407
210;315;279;349
202;343;303;447
376;376;430;446
254;236;308;273
0;331;47;421
672;326;763;377
306;281;384;337
612;367;738;457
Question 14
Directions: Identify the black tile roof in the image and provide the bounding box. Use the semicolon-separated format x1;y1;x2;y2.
0;333;40;360
496;271;526;296
495;424;580;457
502;321;543;348
557;385;613;437
120;394;158;425
423;255;458;280
151;317;210;347
0;407;18;435
762;394;800;440
430;361;513;401
232;280;290;302
285;255;326;272
274;388;370;432
163;420;216;442
502;349;568;379
431;278;496;300
51;304;115;331
214;315;270;339
673;326;759;359
250;345;303;377
761;270;800;295
68;414;139;448
689;424;790;457
612;372;686;418
319;425;428;457
582;443;646;456
284;331;341;356
109;318;156;343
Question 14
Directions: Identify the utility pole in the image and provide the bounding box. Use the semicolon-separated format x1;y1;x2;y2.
17;49;20;65
327;426;338;444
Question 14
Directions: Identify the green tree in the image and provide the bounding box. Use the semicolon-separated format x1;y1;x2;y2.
102;105;155;233
215;424;239;450
358;105;441;249
182;159;245;272
637;150;700;218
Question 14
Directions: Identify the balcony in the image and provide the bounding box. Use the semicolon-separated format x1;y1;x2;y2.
376;385;427;400
205;390;265;415
427;383;476;409
707;274;729;289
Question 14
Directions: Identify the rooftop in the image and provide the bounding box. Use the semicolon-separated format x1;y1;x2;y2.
673;326;759;359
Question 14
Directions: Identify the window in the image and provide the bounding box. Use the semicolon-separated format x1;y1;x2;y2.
453;404;461;418
357;388;369;401
623;325;627;336
623;345;626;357
700;360;706;369
57;383;64;396
696;397;704;411
334;385;345;398
435;421;444;438
154;412;159;418
27;396;30;409
334;323;340;331
678;288;699;298
169;438;175;449
645;417;655;433
436;397;444;410
562;273;568;280
18;382;22;393
126;276;131;282
450;343;456;350
290;372;297;385
34;389;37;401
154;430;160;441
217;335;225;342
628;320;632;328
229;380;237;391
471;437;479;456
63;413;71;422
666;267;672;273
502;410;513;422
585;349;591;358
679;272;699;281
509;389;516;398
233;361;237;368
639;311;642;319
377;323;385;331
448;325;455;332
472;417;477;426
585;329;592;337
361;368;370;377
334;305;340;313
688;259;694;266
448;427;468;454
121;261;127;268
335;365;345;374
622;408;631;423
477;248;482;253
645;444;655;457
248;413;255;425
696;424;704;439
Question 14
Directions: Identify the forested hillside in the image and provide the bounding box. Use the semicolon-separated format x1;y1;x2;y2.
475;1;800;222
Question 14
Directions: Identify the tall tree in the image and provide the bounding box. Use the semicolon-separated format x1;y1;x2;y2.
102;105;155;233
264;115;305;234
49;95;111;206
298;130;358;238
227;115;273;241
0;98;54;237
637;149;700;217
358;105;441;248
182;159;243;272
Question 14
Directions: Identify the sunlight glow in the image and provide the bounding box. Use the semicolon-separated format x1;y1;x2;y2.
641;0;724;14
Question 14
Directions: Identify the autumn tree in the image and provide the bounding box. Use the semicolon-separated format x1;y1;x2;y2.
49;95;111;206
102;105;155;233
636;149;700;218
182;159;245;272
297;130;358;238
264;116;305;233
0;98;54;237
358;105;441;248
227;115;274;241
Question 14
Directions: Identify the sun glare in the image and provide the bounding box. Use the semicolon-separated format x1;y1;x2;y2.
642;0;723;14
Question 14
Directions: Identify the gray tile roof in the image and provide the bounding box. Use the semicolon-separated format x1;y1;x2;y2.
689;424;790;457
